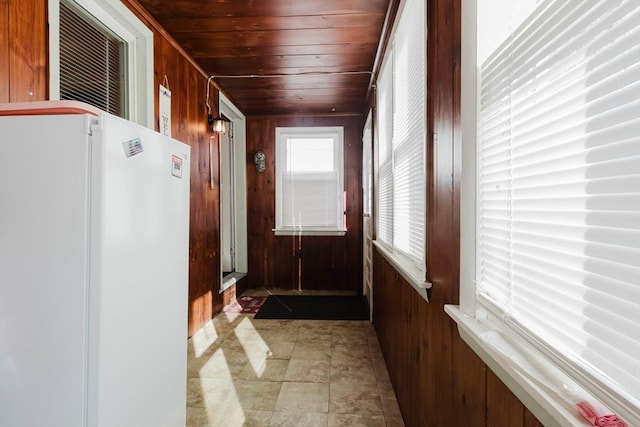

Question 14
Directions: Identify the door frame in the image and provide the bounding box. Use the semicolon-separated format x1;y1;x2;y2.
219;93;248;292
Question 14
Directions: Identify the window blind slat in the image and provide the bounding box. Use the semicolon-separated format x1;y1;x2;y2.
60;0;126;117
376;0;425;266
477;0;640;413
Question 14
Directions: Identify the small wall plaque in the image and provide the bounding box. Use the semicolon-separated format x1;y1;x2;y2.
254;150;266;173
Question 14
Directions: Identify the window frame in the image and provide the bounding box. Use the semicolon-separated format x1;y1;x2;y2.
446;1;640;426
48;0;154;128
373;0;430;300
273;126;346;237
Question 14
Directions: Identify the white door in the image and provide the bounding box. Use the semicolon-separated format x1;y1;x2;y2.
362;111;374;319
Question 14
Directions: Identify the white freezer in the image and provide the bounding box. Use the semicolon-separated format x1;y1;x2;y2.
0;105;190;427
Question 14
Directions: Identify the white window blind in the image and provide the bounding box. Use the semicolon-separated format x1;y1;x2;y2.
376;0;425;265
275;127;345;235
477;0;640;417
60;0;127;118
377;55;394;246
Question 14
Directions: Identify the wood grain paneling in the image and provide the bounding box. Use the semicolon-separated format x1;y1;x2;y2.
374;251;544;427
0;0;8;102
246;115;363;291
121;0;232;336
163;14;385;34
451;330;487;427
5;0;47;102
524;408;546;427
135;0;389;20
487;369;524;426
136;0;391;115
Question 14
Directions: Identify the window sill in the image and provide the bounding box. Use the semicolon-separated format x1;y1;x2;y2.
444;305;635;427
273;228;346;236
373;240;431;302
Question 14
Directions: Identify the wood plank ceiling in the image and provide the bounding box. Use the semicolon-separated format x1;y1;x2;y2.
136;0;392;116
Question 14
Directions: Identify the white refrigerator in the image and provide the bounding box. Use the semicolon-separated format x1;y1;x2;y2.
0;104;190;427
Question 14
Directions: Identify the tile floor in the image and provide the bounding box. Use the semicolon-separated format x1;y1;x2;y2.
186;290;405;427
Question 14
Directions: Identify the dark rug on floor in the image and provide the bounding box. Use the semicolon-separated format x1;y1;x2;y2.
254;295;370;320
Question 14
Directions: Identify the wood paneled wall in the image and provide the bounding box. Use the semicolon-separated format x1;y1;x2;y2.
0;0;47;102
1;0;231;337
245;115;363;291
372;0;543;426
106;0;230;337
374;252;543;427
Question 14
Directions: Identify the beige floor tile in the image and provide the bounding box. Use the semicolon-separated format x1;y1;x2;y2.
238;359;290;381
329;382;383;415
189;403;273;427
258;330;300;344
284;359;331;383
225;333;296;360
331;344;371;364
332;330;368;346
270;411;329;427
328;413;386;427
377;383;403;422
297;334;332;346
330;362;377;385
293;319;335;329
333;324;368;335
371;357;391;384
384;412;406;427
332;320;366;329
231;380;283;411
189;350;247;379
265;341;297;360
252;319;298;334
185;406;211;427
226;338;281;366
188;299;402;427
298;327;333;342
368;339;384;357
236;410;275;427
292;341;332;361
214;406;273;427
275;381;330;413
186;377;235;408
232;326;268;341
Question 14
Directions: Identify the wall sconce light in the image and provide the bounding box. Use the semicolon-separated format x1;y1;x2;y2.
208;115;227;134
254;150;266;173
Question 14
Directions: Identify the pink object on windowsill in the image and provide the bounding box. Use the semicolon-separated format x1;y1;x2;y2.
577;401;627;427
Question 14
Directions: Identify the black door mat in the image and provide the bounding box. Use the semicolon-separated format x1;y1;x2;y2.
253;295;370;320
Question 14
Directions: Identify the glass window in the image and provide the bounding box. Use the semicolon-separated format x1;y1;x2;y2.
60;0;128;118
374;0;427;292
49;0;154;127
474;0;640;421
275;127;346;236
